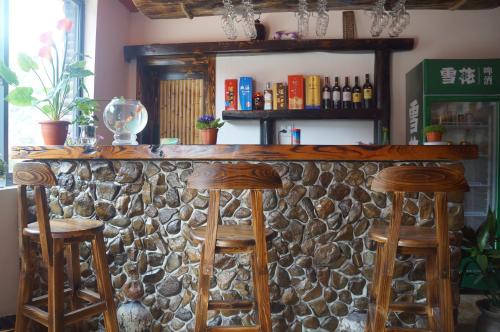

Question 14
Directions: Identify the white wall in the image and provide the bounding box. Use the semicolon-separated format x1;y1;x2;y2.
0;187;19;316
124;8;500;144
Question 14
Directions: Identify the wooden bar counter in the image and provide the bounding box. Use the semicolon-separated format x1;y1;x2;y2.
12;144;477;331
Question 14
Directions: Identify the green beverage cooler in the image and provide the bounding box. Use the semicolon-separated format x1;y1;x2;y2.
406;59;500;290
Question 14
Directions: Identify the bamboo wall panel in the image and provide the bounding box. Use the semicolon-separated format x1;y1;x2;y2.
159;79;205;144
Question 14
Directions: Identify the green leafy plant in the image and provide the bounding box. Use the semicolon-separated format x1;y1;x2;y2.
424;124;446;135
73;97;99;126
0;157;5;177
460;208;500;307
0;18;96;121
196;114;224;130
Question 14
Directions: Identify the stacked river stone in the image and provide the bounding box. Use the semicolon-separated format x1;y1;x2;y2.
30;160;464;331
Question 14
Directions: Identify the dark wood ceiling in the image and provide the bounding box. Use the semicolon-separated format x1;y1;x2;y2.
126;0;500;19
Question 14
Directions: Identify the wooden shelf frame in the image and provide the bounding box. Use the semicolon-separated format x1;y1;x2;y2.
222;109;381;120
125;38;415;145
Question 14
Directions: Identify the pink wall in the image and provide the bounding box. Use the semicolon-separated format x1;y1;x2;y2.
93;0;132;144
123;9;500;144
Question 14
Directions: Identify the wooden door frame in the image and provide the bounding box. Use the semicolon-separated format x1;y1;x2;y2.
136;55;215;144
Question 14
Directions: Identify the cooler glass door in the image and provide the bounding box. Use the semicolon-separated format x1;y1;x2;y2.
428;100;498;230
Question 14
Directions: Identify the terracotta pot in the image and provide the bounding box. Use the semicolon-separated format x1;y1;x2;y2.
426;131;442;142
200;128;218;145
39;120;70;145
476;299;500;332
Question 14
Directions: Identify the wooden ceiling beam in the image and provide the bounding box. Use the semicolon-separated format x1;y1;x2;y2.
118;0;139;12
131;0;500;19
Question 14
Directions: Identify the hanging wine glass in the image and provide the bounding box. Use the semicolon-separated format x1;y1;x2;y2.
242;0;257;39
315;0;329;37
222;0;238;40
296;0;310;39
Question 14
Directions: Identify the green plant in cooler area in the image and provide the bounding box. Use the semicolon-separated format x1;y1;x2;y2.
460;208;500;307
196;114;225;130
0;18;97;122
73;97;99;126
423;124;446;135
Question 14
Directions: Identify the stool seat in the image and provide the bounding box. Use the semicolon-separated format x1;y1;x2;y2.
190;225;274;247
369;224;457;248
23;219;104;239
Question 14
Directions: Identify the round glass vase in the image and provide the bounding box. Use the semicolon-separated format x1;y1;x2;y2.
103;98;148;145
78;125;98;146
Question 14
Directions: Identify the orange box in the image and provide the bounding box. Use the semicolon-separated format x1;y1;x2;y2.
288;75;304;110
224;79;238;111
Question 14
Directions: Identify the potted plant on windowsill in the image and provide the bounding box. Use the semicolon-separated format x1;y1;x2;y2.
460;208;500;331
0;18;95;145
424;124;446;142
196;114;224;145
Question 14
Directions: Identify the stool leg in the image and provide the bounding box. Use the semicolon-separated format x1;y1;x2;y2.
435;193;454;332
366;243;384;332
372;192;404;332
425;253;438;331
66;242;81;331
91;233;119;332
195;244;210;332
15;237;35;332
250;190;272;332
48;239;65;332
195;190;221;332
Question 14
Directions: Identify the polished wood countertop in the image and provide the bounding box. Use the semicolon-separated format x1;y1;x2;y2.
11;144;478;161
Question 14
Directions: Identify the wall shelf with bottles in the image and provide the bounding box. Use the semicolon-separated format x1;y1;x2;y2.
126;38;415;145
222;109;381;120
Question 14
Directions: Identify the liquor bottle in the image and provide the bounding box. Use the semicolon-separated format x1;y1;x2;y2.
363;74;373;109
321;77;331;110
342;77;352;110
352;76;362;110
332;76;342;110
264;82;273;110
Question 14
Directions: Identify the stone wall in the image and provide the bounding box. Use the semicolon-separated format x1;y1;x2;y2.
31;160;464;331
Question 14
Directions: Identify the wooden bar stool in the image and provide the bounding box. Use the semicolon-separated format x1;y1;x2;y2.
187;163;282;332
365;166;469;332
13;162;118;332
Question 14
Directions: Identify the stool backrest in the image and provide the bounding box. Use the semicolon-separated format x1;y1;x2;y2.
13;162;57;264
187;163;282;190
372;166;469;193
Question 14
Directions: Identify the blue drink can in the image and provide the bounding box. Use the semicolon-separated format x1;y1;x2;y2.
291;128;301;145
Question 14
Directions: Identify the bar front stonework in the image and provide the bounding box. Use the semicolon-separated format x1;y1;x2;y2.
13;145;476;331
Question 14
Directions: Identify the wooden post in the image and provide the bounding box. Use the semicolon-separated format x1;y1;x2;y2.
374;50;391;144
260;119;275;145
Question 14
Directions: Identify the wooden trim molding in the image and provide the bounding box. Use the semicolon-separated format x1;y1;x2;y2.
11;145;478;161
124;39;414;62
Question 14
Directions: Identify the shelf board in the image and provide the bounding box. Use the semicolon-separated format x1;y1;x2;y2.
124;38;414;61
222;109;381;121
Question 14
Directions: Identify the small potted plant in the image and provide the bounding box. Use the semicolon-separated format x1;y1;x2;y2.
73;97;99;146
460;208;500;331
196;114;224;145
0;18;94;145
424;124;446;142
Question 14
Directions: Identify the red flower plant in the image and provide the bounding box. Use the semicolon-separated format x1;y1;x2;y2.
39;32;54;45
57;18;73;32
38;46;52;60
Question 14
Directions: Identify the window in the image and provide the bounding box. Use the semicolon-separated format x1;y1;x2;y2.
5;0;84;172
0;1;7;166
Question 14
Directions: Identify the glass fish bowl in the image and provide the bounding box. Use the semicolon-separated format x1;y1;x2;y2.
103;98;148;145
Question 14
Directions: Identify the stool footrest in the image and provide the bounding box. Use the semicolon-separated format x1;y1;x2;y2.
387;328;432;332
23;305;49;326
77;289;102;303
64;301;107;326
208;300;254;311
31;288;73;305
389;302;427;314
207;326;261;332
